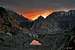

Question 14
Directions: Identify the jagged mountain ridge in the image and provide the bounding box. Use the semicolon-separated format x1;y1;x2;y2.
0;7;75;50
46;10;75;33
0;7;46;34
39;10;75;49
0;7;75;32
0;7;35;35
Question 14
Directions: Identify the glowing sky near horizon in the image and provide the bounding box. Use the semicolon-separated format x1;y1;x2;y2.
0;0;75;20
22;8;54;21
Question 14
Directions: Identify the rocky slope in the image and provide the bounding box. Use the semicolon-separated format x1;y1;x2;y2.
38;10;75;50
0;7;75;50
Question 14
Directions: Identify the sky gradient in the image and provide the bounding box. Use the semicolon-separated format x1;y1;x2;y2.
0;0;75;20
0;0;75;10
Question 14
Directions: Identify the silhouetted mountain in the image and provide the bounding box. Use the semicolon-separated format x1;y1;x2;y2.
0;7;46;35
31;16;45;34
40;10;75;34
0;7;34;48
16;15;34;28
37;10;75;49
0;7;75;50
0;7;35;33
0;7;11;33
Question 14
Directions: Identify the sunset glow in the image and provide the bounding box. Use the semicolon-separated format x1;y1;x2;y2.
22;8;54;21
41;10;53;18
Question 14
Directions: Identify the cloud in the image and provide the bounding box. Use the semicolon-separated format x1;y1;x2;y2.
0;0;75;13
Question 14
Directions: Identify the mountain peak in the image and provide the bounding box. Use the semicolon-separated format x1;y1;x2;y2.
35;16;44;21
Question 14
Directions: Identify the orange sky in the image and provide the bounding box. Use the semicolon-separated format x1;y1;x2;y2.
22;8;54;21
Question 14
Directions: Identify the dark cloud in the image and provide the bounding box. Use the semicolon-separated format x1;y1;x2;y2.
0;0;75;12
